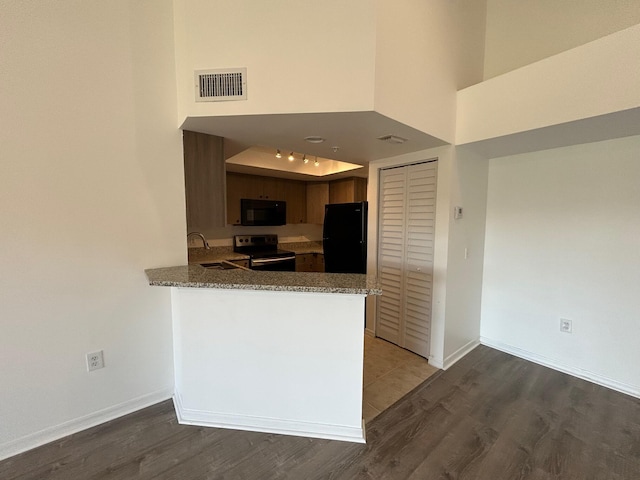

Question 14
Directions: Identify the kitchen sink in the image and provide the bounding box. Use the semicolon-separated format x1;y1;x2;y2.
199;262;240;270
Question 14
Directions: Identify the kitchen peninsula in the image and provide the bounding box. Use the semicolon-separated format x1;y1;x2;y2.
145;265;381;443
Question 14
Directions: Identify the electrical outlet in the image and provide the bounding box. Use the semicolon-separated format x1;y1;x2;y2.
87;350;104;371
560;318;572;333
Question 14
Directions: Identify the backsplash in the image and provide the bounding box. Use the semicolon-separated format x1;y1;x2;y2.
189;223;323;248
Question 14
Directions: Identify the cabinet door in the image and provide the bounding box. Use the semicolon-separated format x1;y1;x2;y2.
329;177;367;204
261;176;284;200
226;173;254;225
183;130;226;231
329;178;353;204
285;180;307;224
306;182;329;224
296;254;312;272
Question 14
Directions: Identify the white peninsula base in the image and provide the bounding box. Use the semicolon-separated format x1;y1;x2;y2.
171;287;367;443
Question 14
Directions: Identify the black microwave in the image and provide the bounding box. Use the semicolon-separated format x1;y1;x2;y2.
240;199;286;226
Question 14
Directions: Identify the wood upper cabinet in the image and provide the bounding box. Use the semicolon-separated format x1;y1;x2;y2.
226;172;251;226
183;130;226;231
306;182;329;224
284;180;307;224
226;173;306;225
329;177;367;204
225;173;367;225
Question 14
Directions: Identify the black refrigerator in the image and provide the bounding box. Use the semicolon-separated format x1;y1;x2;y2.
323;201;368;274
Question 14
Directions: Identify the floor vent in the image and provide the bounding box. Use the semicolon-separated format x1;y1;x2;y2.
195;68;247;102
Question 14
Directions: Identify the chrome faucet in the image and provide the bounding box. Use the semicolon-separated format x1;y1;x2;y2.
187;232;210;249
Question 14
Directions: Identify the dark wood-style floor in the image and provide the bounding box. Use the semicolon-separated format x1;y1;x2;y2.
2;345;640;479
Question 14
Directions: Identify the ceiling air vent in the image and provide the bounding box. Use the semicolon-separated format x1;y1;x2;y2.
195;68;247;102
377;134;408;144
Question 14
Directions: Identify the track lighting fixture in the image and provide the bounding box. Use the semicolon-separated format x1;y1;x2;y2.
274;149;321;168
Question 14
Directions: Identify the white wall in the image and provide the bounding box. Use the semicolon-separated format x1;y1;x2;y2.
0;0;185;459
457;24;640;147
373;0;486;143
172;0;377;121
173;288;366;442
173;0;487;145
484;0;640;79
481;135;640;396
441;147;489;367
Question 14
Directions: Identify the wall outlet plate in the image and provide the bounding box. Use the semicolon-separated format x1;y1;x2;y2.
87;350;104;371
560;318;572;333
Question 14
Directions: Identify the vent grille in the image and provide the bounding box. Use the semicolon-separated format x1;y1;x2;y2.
195;68;247;102
378;134;408;144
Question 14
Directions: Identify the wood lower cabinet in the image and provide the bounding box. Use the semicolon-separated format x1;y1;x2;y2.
296;253;325;272
183;131;226;230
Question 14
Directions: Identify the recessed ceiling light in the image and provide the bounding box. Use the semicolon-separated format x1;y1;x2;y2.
304;136;325;144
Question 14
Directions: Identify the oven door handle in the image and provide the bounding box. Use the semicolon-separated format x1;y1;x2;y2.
251;255;296;265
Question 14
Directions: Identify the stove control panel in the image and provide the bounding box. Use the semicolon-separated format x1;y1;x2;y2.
234;234;278;250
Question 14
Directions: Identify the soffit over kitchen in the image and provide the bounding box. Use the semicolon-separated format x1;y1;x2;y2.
181;111;447;181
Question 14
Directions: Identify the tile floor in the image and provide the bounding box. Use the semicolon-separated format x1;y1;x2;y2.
362;335;439;423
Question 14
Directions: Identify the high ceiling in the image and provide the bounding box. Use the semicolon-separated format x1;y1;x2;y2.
181;111;447;180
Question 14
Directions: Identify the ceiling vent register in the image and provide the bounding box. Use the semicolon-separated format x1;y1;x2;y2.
195;68;247;102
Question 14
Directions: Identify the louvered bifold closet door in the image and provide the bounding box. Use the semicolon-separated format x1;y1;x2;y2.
376;168;407;345
376;161;437;358
402;162;437;357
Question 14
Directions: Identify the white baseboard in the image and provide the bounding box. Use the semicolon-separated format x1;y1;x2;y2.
174;394;366;444
442;338;480;370
428;355;443;369
0;388;174;462
480;337;640;399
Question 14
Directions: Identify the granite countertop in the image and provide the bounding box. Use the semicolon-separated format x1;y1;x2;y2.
281;241;324;255
145;265;381;295
188;247;249;265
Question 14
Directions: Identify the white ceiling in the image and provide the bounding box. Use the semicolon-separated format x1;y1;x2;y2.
181;111;447;180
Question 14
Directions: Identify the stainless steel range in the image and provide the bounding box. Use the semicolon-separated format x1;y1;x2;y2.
233;234;296;271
